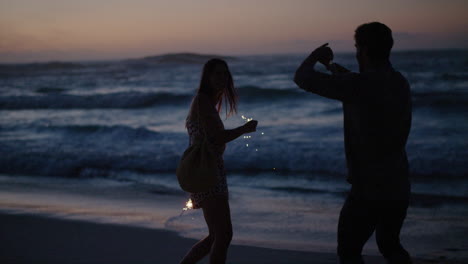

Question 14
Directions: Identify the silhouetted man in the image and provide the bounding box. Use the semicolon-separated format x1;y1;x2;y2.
294;22;412;264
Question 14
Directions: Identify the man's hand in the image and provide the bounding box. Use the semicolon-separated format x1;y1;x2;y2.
295;43;335;90
307;43;334;66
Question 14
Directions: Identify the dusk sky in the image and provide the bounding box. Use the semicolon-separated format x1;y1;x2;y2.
1;0;467;63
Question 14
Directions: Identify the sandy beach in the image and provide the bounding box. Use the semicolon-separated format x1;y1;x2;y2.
0;212;349;264
1;212;462;264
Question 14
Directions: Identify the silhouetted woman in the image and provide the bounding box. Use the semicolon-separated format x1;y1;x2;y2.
180;59;258;264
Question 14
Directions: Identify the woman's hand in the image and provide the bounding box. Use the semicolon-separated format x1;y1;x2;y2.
243;120;258;133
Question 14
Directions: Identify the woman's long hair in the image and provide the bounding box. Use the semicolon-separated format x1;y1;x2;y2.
198;58;238;117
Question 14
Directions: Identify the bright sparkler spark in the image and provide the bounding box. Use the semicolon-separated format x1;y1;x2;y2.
183;199;193;211
241;114;261;151
241;115;253;122
179;198;194;216
240;113;273;167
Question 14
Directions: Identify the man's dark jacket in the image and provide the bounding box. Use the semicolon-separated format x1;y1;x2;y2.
295;64;412;200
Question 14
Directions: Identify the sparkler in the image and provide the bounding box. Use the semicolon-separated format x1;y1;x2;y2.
242;114;256;150
184;198;193;210
241;115;254;122
180;198;193;216
242;115;277;171
241;113;266;152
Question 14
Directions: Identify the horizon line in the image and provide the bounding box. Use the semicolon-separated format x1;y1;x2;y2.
1;48;466;65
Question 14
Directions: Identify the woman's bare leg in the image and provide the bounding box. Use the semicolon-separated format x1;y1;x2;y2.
180;235;213;264
203;196;232;264
179;196;232;264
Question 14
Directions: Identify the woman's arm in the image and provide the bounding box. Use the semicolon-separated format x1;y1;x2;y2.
198;94;257;145
214;121;257;144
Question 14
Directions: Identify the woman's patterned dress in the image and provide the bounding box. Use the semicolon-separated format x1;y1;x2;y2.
185;93;228;209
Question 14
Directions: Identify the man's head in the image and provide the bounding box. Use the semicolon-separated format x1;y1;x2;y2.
354;22;393;70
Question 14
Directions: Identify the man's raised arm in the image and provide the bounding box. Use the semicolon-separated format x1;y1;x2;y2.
294;44;358;102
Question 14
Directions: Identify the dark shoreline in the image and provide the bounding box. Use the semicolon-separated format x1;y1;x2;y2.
0;212;373;264
1;212;461;264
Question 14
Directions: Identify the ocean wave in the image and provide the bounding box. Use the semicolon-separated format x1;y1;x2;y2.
0;53;233;78
2;119;466;179
0;92;192;110
410;192;468;207
0;145;179;178
411;91;468;109
267;186;347;196
35;87;69;94
37;124;160;139
0;122;180;177
0;62;86;75
440;72;468;81
0;139;466;180
237;85;303;100
0;86;310;109
1;88;463;110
